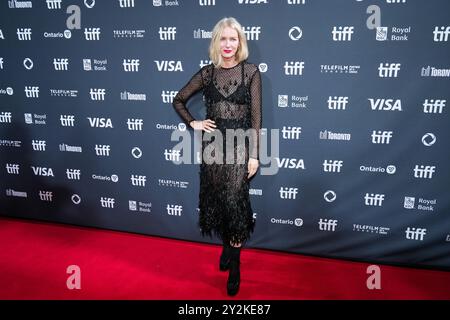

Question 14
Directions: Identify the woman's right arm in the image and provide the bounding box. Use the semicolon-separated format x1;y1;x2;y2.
172;68;204;127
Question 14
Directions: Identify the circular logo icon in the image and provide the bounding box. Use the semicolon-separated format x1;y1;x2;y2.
132;147;142;159
289;26;303;41
23;58;33;70
111;174;119;183
386;165;396;174
178;123;187;131
294;218;303;227
259;63;268;73
71;194;81;204
64;30;72;39
6;87;14;95
422;133;436;147
324;190;337;202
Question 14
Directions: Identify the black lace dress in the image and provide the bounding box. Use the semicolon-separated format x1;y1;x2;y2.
173;61;262;244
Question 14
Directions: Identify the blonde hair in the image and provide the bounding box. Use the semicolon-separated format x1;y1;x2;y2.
209;17;249;68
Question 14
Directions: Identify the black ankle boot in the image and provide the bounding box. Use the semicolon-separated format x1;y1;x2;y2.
219;240;231;271
227;246;241;296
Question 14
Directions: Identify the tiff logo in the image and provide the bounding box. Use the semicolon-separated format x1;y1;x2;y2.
123;59;140;72
405;227;426;241
95;144;111;156
6;163;20;174
323;160;343;173
84;28;101;41
32;140;46;151
433;26;450;42
53;58;69;71
0;112;12;123
284;61;304;75
371;130;393;144
423;99;445;114
328;96;349;110
66;169;81;180
46;0;62;9
25;86;39;98
39;190;53;201
118;0;135;7
318;219;338;231
89;88;106;101
281;126;302;139
161;90;178;103
100;197;115;208
243;26;261;40
165;149;181;162
60;115;75;126
279;187;298;199
364;193;385;206
167;204;182;216
332;26;354;41
131;175;147;187
17;28;32;40
159;27;176;40
413;165;435;179
199;0;215;5
378;63;401;77
127;118;144;131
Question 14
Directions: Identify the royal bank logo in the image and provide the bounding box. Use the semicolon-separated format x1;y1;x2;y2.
278;95;308;108
24;113;46;125
404;196;436;212
129;200;152;212
153;0;179;6
83;58;108;71
376;26;411;41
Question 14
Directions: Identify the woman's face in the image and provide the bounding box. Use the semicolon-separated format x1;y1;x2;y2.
220;27;239;61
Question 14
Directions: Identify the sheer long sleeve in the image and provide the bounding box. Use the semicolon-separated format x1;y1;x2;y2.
249;68;262;160
172;68;204;126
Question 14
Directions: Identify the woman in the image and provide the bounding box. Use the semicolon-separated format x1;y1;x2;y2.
172;17;262;296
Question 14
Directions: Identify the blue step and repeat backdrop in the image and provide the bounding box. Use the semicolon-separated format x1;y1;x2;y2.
1;0;449;270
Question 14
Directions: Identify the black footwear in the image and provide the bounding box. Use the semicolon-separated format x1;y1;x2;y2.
219;241;231;271
227;246;241;296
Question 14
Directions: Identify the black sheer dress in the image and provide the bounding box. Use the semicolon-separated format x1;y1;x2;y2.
172;61;262;244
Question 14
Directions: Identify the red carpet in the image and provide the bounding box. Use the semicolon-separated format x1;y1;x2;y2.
0;216;449;300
